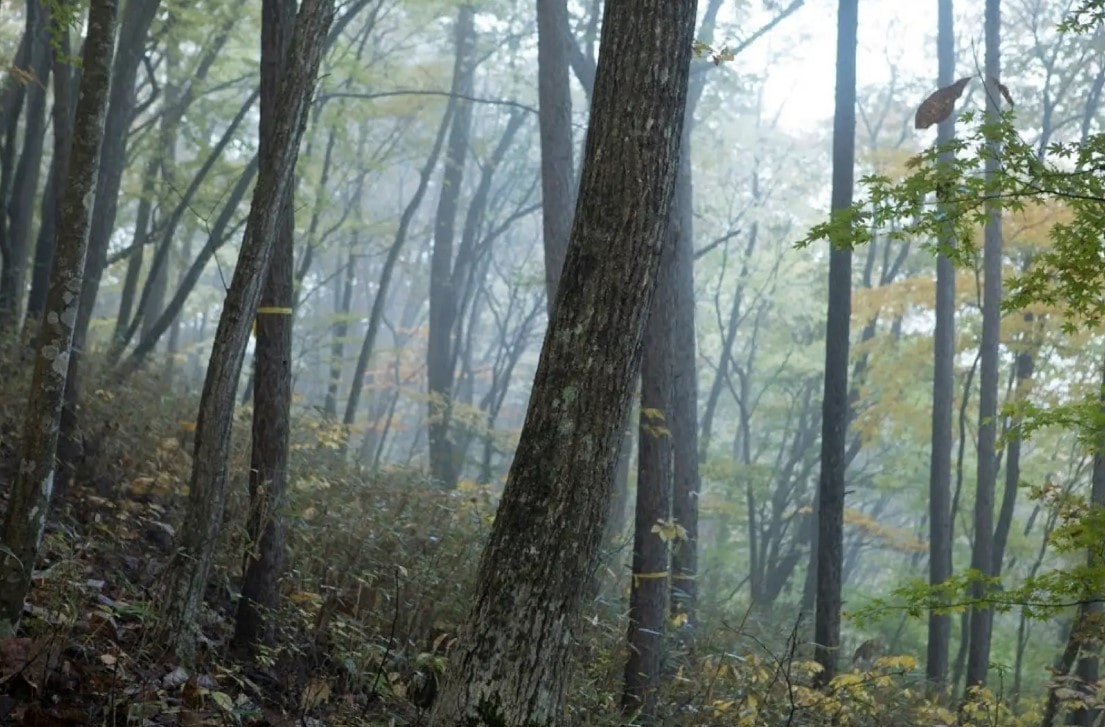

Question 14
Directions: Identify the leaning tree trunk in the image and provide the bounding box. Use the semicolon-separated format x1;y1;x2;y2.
965;0;1003;693
927;0;956;691
233;0;298;652
427;0;697;722
158;0;335;662
0;0;118;638
812;0;858;687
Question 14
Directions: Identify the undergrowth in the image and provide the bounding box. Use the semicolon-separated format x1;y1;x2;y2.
0;353;1074;725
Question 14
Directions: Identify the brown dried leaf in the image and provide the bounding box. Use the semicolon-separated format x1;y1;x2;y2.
915;76;973;129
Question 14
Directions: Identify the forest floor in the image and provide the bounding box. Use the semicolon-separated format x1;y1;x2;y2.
0;368;1050;727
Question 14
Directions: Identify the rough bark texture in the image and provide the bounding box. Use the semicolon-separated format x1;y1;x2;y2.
234;0;298;651
427;6;475;489
158;0;335;660
536;0;575;311
965;0;1002;692
927;0;956;690
622;231;675;721
812;0;857;687
0;0;118;638
427;0;696;722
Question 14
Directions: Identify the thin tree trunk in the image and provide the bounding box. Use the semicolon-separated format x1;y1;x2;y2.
157;0;334;661
536;0;575;310
965;0;1003;692
0;0;118;638
0;0;50;332
234;0;297;652
428;0;696;720
427;6;475;488
669;143;699;630
927;0;956;691
622;227;675;722
23;31;74;338
812;0;857;687
58;0;163;481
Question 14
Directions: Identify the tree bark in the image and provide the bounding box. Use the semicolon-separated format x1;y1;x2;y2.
234;0;298;652
157;0;335;661
428;0;696;721
812;0;857;687
0;0;118;638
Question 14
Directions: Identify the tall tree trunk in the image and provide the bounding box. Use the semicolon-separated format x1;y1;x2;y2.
427;6;475;489
157;0;335;662
23;32;74;337
667;0;722;634
927;0;956;691
622;228;675;722
536;0;575;310
234;0;297;652
812;0;857;687
965;0;1003;692
428;0;696;720
58;0;163;481
669;143;699;632
0;0;50;333
0;0;118;638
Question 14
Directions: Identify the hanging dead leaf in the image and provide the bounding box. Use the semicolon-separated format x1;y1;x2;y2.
914;76;973;129
990;76;1014;107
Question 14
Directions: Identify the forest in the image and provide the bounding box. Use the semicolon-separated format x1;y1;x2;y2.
1;0;1104;724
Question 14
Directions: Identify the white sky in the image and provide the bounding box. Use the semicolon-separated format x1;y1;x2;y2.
740;0;945;132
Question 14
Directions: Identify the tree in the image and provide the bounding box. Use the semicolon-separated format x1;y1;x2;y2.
536;0;575;308
965;0;1003;693
622;223;675;720
57;0;162;484
427;6;476;489
0;0;118;637
427;0;698;720
157;0;335;660
927;0;956;691
234;0;298;651
0;0;50;333
812;0;858;686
